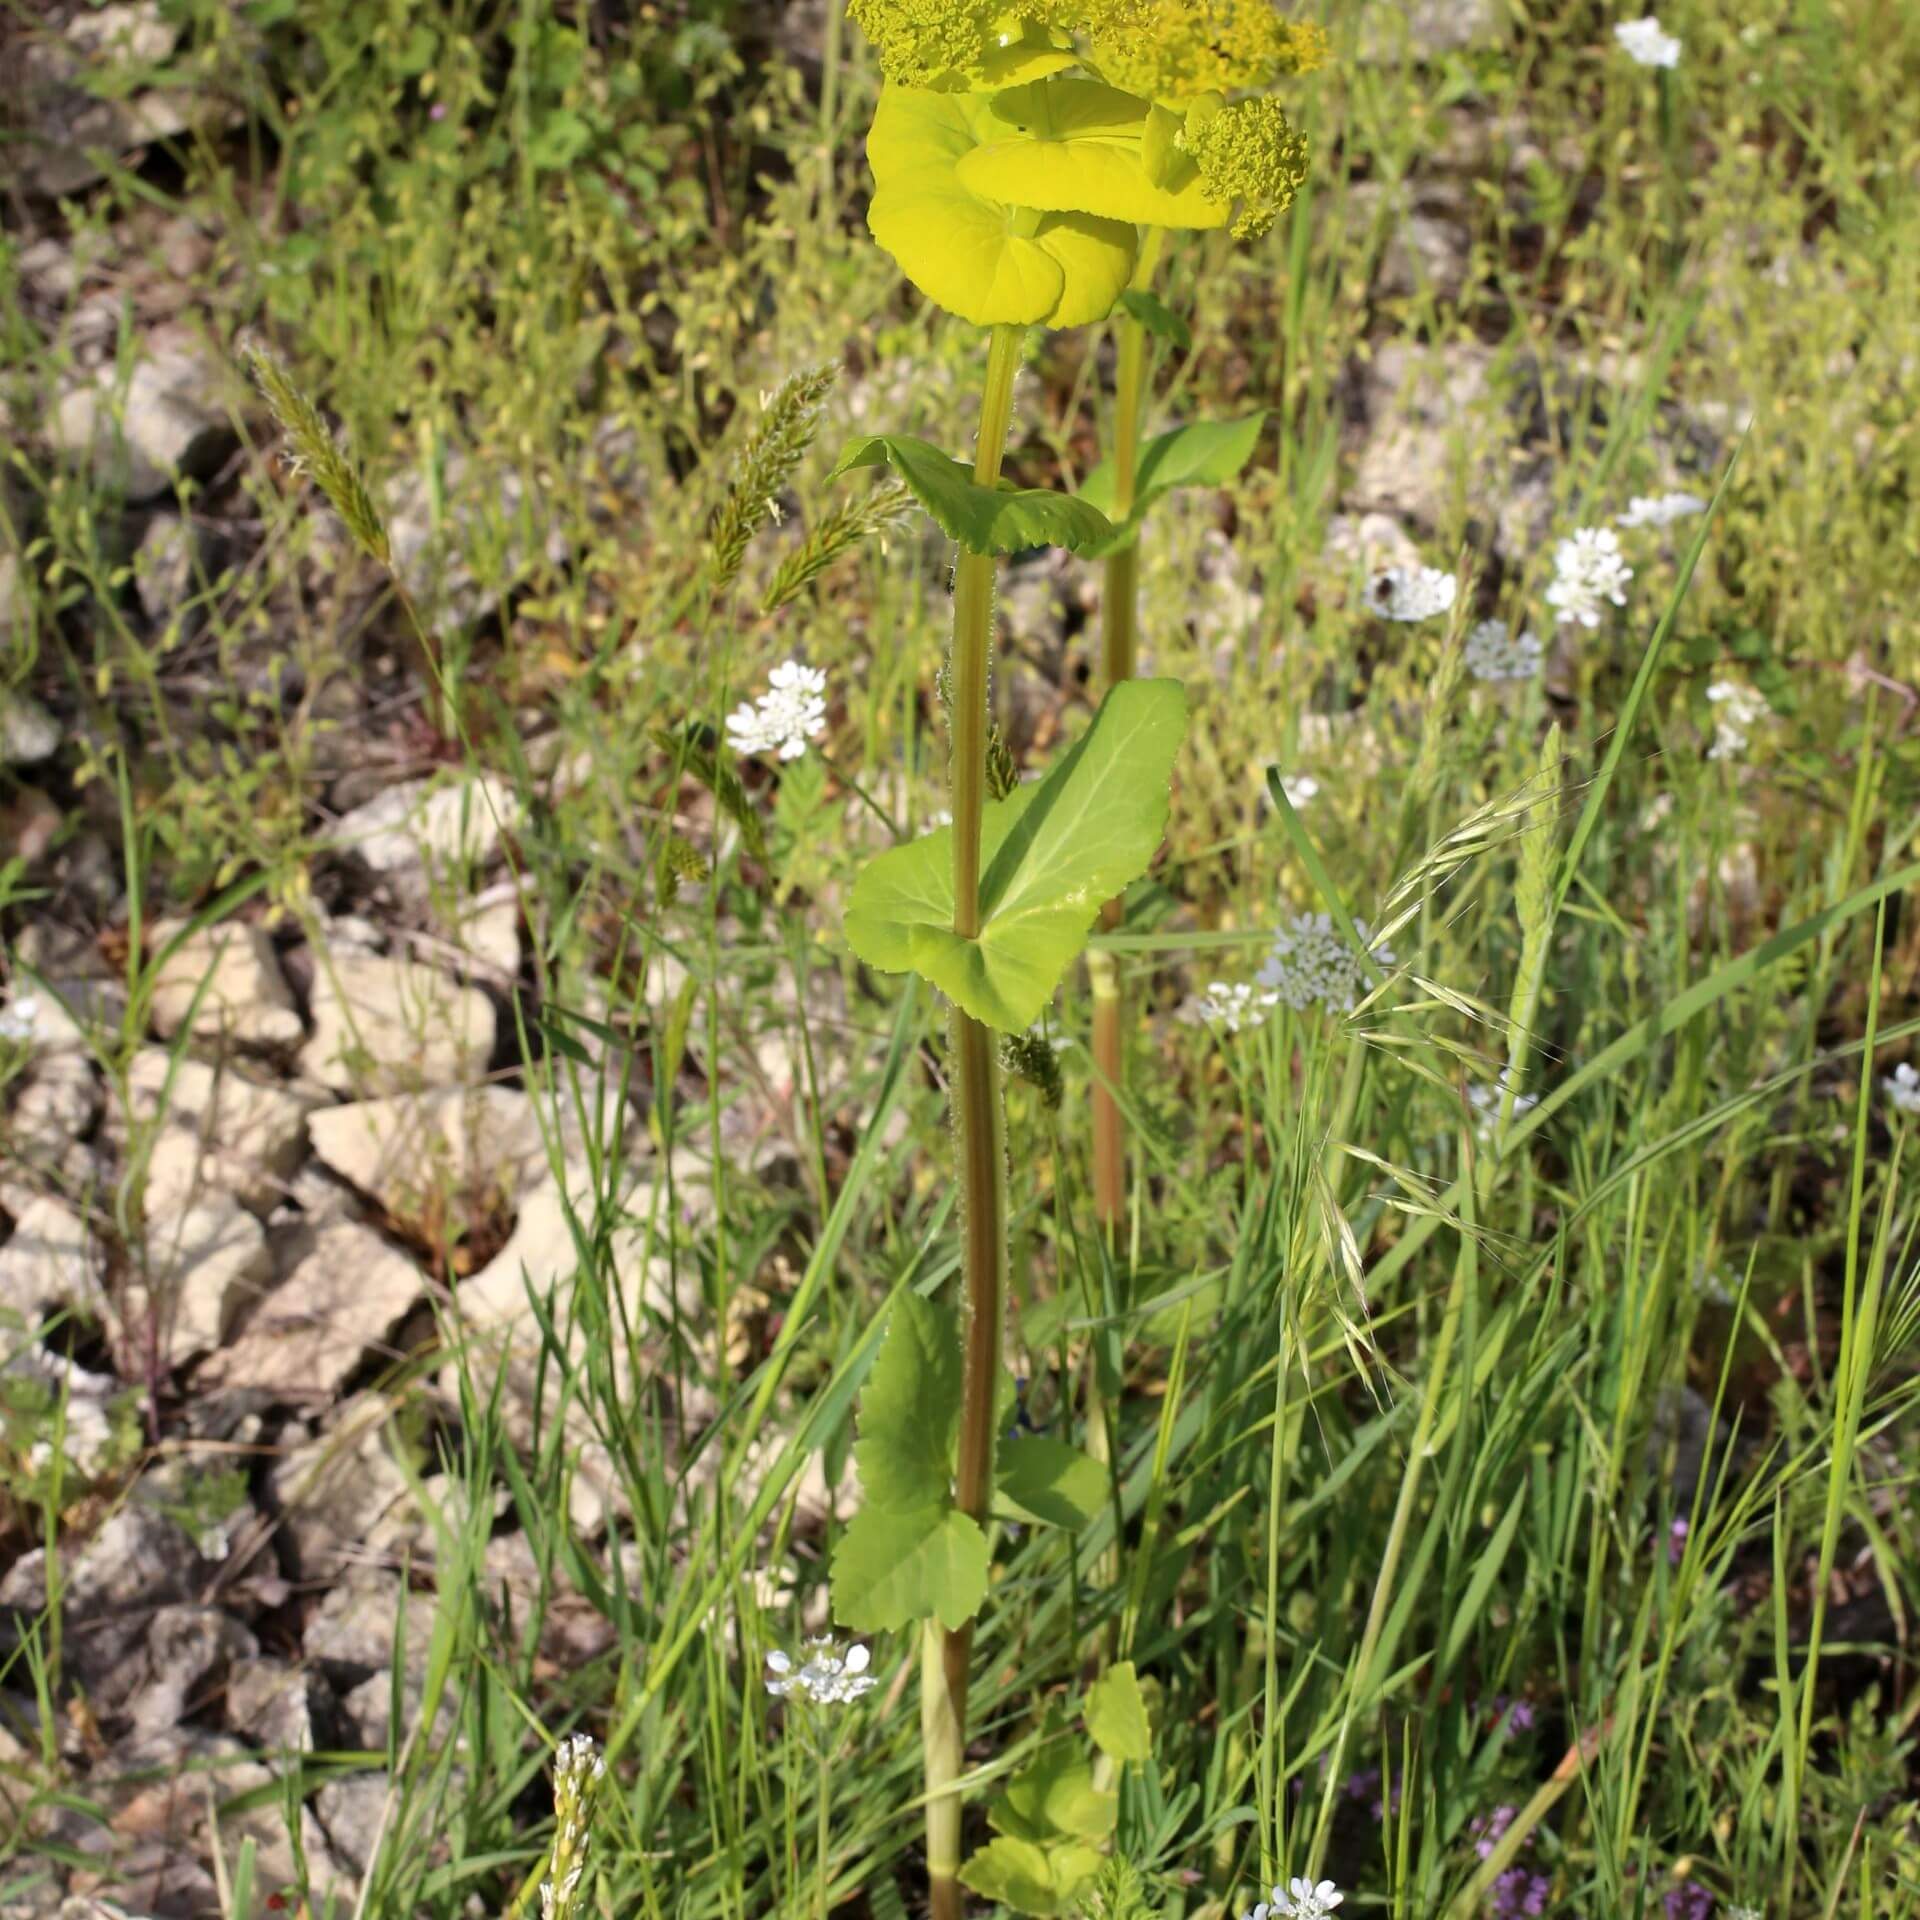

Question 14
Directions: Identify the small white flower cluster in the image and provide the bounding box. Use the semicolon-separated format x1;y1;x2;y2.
726;660;828;761
1258;914;1395;1015
0;994;40;1045
1366;566;1457;623
539;1734;606;1920
1245;1879;1344;1920
1278;773;1320;808
1190;981;1280;1034
1614;15;1681;67
1468;1071;1540;1140
1618;491;1705;530
1545;527;1634;629
1464;619;1544;684
765;1637;879;1707
1885;1063;1920;1117
1705;680;1769;761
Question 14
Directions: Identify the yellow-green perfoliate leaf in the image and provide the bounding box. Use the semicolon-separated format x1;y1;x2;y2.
1078;411;1267;553
832;1502;990;1632
994;1434;1107;1527
832;435;1115;556
1084;1660;1153;1763
960;1837;1105;1918
844;678;1190;1031
956;80;1229;229
866;85;1138;329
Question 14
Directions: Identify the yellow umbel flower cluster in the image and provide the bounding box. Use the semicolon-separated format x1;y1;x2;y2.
847;0;1328;325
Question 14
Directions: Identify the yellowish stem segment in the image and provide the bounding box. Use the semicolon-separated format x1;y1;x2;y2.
925;321;1023;1920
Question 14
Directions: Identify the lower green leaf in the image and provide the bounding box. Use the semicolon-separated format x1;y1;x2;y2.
832;435;1115;557
960;1837;1105;1917
844;678;1189;1031
1084;1661;1153;1764
1077;411;1267;555
830;1500;989;1633
995;1435;1108;1529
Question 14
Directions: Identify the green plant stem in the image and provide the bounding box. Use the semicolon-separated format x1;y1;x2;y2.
816;1739;832;1920
1090;232;1162;1233
927;320;1023;1920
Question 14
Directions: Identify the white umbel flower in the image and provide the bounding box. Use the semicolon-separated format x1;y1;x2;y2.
1884;1063;1920;1117
1279;773;1320;808
1618;491;1705;529
1258;913;1395;1014
726;660;828;760
1190;981;1281;1034
1705;680;1768;761
1544;527;1633;628
1270;1879;1345;1920
1614;15;1681;67
0;994;39;1044
765;1637;879;1706
1366;566;1457;623
1464;619;1543;683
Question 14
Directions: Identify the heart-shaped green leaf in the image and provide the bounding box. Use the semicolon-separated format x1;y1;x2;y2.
831;1500;989;1632
865;85;1138;329
960;1837;1105;1918
993;1747;1116;1844
844;677;1190;1031
832;435;1115;556
1078;410;1267;554
995;1434;1107;1528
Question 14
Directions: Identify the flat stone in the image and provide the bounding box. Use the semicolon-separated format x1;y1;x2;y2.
332;774;520;876
307;1085;546;1227
315;1773;391;1874
297;944;496;1094
4;1047;101;1193
139;1197;272;1366
302;1570;436;1676
383;448;568;640
17;3;198;199
196;1220;423;1399
0;1195;108;1332
125;1048;319;1216
1358;0;1501;61
148;919;302;1050
111;1605;259;1733
266;1396;415;1580
226;1656;330;1753
51;345;236;502
1;690;59;768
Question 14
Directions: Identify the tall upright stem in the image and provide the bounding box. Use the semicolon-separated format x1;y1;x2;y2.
927;322;1023;1920
1090;234;1160;1233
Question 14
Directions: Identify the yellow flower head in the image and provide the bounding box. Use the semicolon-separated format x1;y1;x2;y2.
848;0;1077;89
1179;94;1310;237
1084;1;1329;102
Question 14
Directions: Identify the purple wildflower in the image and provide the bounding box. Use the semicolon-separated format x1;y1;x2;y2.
1489;1869;1549;1919
1668;1517;1690;1565
1469;1806;1519;1861
1664;1885;1712;1920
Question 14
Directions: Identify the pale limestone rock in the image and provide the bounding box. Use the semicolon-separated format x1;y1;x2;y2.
4;1045;101;1192
197;1221;423;1399
0;1194;107;1329
452;893;521;979
139;1197;272;1364
332;774;520;876
126;1047;319;1216
266;1395;414;1579
306;1085;546;1227
1;688;59;767
148;918;303;1049
51;345;236;501
298;943;495;1093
